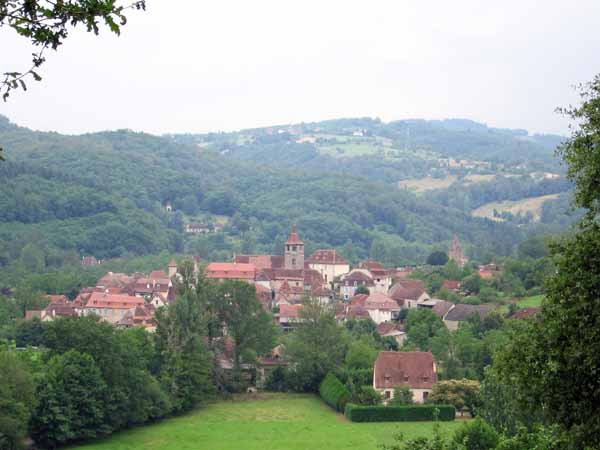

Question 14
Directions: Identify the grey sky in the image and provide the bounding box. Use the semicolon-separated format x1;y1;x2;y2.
2;1;600;136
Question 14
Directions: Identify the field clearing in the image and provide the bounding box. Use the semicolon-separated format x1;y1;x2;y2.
319;142;383;157
398;176;459;192
70;394;462;450
463;174;496;184
472;193;560;221
517;295;545;308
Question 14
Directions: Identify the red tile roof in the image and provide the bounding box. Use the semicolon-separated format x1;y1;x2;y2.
285;225;304;245
205;262;257;280
442;280;461;291
235;254;284;270
389;281;426;302
359;260;385;270
377;322;405;336
373;351;437;390
365;293;401;311
279;304;303;319
85;292;145;310
307;249;348;265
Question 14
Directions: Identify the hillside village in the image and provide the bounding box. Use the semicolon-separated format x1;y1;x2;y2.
23;226;527;405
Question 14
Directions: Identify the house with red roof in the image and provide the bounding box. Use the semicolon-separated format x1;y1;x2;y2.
205;262;257;282
278;304;304;331
441;280;461;292
82;292;145;324
389;280;430;308
364;292;401;324
373;351;438;403
306;249;350;285
377;322;406;346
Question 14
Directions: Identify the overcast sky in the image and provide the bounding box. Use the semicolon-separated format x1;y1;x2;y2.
2;1;600;136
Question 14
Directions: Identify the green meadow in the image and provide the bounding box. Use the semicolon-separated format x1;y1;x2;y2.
71;394;463;450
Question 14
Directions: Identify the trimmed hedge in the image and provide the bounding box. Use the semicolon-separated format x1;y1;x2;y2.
344;403;455;422
319;373;351;412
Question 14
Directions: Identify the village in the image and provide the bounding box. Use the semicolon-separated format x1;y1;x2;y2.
23;226;522;405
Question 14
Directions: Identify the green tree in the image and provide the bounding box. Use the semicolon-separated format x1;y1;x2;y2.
285;299;348;391
355;284;370;295
427;251;449;266
495;75;600;447
210;281;277;381
462;274;482;295
0;349;35;450
389;386;413;405
344;338;377;370
154;275;215;412
452;418;499;450
31;350;108;448
430;379;481;416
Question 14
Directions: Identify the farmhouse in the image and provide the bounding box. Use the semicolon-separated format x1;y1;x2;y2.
373;351;438;404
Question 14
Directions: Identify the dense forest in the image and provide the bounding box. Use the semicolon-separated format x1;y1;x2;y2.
0;114;576;288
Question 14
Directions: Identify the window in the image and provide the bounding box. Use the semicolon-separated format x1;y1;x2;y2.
423;391;429;401
404;376;409;382
385;391;391;399
292;258;296;266
292;245;297;251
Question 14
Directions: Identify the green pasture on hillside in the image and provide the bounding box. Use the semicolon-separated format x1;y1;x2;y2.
71;394;463;450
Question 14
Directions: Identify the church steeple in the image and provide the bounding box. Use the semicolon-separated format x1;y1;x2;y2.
284;225;304;270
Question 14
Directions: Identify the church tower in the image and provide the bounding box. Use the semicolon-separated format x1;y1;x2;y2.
449;235;468;267
284;225;304;270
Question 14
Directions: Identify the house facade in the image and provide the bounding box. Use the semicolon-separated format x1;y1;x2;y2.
306;249;350;285
373;351;438;404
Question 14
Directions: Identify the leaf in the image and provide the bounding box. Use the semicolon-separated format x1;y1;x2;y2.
19;79;27;91
31;71;42;81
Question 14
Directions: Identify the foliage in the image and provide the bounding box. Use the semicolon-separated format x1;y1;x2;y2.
389;386;414;405
354;385;382;406
355;284;370;295
0;349;35;450
284;300;348;391
431;379;482;415
451;418;500;450
405;308;447;351
344;337;377;370
493;76;600;448
154;277;214;411
1;1;146;101
30;350;108;448
319;372;351;412
344;403;455;422
427;251;449;266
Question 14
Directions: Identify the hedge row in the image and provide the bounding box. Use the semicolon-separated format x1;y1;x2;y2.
319;372;351;412
344;403;455;422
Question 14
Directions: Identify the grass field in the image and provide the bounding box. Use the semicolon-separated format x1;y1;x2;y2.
70;394;463;450
517;295;545;308
398;176;459;192
471;193;560;222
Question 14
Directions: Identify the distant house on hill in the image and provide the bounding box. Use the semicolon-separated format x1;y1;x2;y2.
373;351;438;403
81;256;101;266
185;223;211;234
278;304;304;331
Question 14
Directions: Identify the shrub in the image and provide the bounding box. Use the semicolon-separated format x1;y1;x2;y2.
319;372;351;412
354;386;382;406
344;403;455;422
389;386;413;405
452;418;499;450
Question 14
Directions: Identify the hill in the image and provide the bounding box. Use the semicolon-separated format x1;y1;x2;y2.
0;115;571;279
